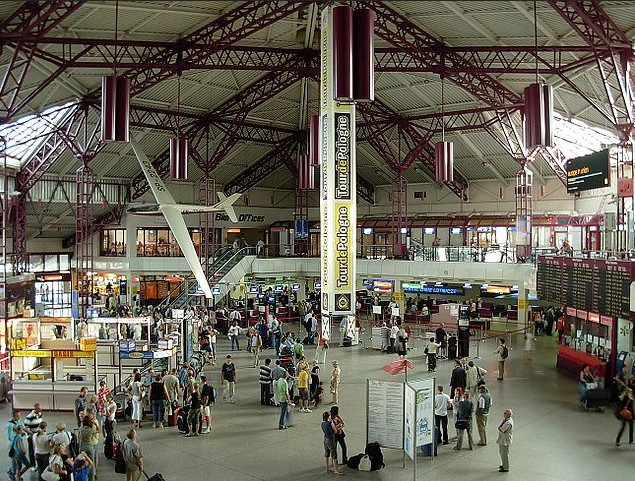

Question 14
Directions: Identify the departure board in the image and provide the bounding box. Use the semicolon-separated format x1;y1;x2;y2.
563;258;574;307
537;256;634;318
536;256;564;305
605;261;632;318
571;259;593;312
591;260;606;315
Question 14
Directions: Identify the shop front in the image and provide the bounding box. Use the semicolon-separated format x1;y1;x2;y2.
9;318;98;411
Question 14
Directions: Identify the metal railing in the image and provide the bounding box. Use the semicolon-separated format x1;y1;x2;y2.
157;246;255;312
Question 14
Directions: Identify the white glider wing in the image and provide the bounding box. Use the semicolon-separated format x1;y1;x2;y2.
130;138;213;299
159;205;213;299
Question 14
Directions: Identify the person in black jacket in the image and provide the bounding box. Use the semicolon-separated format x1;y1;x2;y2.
454;392;474;451
616;388;634;446
450;360;467;395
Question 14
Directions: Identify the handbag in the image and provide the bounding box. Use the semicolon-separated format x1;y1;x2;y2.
586;382;598;390
455;420;469;430
358;455;372;472
619;407;633;420
334;430;346;440
41;469;60;481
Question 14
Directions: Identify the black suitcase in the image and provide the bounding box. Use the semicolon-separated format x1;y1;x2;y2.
342;337;352;347
143;470;166;481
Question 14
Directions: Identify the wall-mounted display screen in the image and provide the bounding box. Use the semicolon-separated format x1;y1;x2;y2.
566;149;610;193
371;279;395;294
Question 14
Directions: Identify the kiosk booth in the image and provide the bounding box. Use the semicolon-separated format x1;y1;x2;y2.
9;333;98;411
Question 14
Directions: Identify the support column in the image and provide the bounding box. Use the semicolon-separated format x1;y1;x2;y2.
615;140;634;252
515;166;533;263
320;5;357;319
294;188;309;256
390;174;408;259
75;165;95;320
11;194;27;275
198;178;216;280
1;138;8;364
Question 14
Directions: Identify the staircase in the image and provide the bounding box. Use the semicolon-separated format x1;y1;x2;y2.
157;246;256;311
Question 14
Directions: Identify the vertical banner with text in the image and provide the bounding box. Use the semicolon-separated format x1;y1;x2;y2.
320;6;357;316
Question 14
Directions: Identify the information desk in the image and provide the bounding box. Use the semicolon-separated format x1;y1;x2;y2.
556;345;607;379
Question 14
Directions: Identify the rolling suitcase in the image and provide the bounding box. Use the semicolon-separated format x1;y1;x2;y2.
167;402;179;427
143;469;166;481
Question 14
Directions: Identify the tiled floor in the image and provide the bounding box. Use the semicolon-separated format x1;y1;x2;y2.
2;324;630;481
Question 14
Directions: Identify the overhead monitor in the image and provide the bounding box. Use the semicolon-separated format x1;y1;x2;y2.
566;149;610;193
292;283;300;291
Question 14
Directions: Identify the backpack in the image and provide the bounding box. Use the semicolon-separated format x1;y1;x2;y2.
501;346;509;359
365;442;385;471
68;431;80;458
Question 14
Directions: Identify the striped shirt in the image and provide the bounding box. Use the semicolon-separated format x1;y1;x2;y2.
259;365;272;384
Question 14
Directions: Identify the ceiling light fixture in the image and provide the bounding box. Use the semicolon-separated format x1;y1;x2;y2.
435;74;454;182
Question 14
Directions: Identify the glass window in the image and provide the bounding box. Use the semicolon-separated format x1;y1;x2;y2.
100;229;126;256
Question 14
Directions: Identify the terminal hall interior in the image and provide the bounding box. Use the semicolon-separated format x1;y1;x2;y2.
1;1;635;480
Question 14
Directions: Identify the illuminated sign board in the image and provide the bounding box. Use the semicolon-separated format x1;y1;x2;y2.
292;283;300;291
566;149;610;193
402;282;464;296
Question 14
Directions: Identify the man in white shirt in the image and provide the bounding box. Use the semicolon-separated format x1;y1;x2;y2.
434;385;451;445
389;324;400;354
496;408;514;472
229;308;242;324
425;337;441;372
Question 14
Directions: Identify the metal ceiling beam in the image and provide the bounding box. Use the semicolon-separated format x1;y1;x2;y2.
223;137;299;195
548;0;633;130
0;1;86;122
131;67;305;200
15;102;83;193
0;1;85;36
368;0;521;107
125;0;308;96
547;0;630;48
5;35;611;73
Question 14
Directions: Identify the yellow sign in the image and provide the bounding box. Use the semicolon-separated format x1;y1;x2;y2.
12;349;93;358
518;298;529;309
12;350;49;358
394;291;405;302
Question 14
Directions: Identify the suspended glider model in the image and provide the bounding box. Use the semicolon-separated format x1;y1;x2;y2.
129;138;240;298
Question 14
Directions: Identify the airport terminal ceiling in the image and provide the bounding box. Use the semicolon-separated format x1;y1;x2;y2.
0;0;634;240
